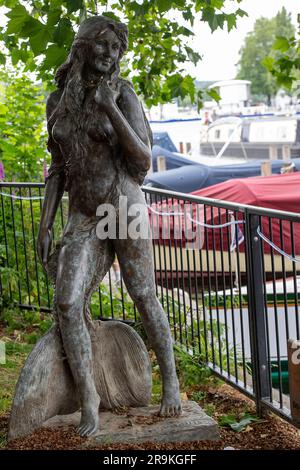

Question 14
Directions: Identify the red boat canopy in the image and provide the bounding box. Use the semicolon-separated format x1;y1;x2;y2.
191;172;300;255
192;172;300;214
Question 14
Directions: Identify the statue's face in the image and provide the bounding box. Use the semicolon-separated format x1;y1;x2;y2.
89;28;121;74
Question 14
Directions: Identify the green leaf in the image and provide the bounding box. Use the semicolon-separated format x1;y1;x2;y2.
216;14;225;29
19;17;45;38
19;46;33;64
273;36;290;52
50;0;63;8
102;12;121;22
157;0;174;13
1;0;17;7
11;48;21;66
5;3;27;19
53;18;74;48
47;9;62;28
0;52;6;65
277;56;293;71
219;413;259;432
182;10;194;25
130;1;149;17
195;0;205;13
210;0;225;8
230;415;259;432
181;75;196;101
0;139;18;156
202;7;219;31
0;103;8;115
42;44;68;69
226;14;237;32
30;28;52;56
185;46;201;65
6;4;31;35
236;8;248;18
177;26;194;37
65;0;83;14
207;87;220;102
262;56;275;71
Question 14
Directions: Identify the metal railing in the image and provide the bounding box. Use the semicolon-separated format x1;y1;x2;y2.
1;181;300;427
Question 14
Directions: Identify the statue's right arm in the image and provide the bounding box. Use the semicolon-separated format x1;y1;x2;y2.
37;91;65;268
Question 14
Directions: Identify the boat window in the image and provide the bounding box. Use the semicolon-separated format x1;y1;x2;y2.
215;129;221;139
249;119;297;142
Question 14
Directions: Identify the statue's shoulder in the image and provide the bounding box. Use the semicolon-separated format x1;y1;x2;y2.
118;77;137;98
46;89;63;118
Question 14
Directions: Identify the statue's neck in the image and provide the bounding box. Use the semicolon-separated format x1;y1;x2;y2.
82;65;110;85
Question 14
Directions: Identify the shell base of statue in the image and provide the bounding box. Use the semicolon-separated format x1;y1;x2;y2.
8;320;152;441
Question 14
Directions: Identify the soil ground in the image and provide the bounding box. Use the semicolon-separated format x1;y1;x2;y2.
1;321;300;450
2;383;300;450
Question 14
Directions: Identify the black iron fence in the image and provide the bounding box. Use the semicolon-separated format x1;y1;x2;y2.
1;181;300;427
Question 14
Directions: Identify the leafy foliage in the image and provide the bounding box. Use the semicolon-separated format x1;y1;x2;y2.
0;307;53;342
236;7;295;102
219;412;260;432
0;68;47;181
174;344;211;386
0;0;247;107
264;14;300;94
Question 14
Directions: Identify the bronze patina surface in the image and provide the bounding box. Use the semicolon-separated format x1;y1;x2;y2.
10;15;182;439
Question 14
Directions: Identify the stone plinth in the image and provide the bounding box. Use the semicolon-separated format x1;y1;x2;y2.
43;401;219;445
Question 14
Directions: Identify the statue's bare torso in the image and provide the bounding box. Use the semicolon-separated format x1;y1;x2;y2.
49;82;132;215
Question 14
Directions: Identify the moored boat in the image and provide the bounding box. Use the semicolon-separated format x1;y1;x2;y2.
200;115;300;161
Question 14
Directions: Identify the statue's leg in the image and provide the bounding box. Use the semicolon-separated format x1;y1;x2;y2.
56;215;114;436
113;185;181;416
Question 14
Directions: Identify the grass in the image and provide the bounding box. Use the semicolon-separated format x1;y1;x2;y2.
0;308;53;343
0;306;49;447
0;306;53;414
0;307;53;414
0;341;33;415
0;339;34;448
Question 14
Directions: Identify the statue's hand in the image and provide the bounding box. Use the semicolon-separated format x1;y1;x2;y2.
95;79;119;110
37;227;52;270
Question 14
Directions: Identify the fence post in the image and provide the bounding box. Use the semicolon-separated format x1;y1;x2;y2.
245;211;271;416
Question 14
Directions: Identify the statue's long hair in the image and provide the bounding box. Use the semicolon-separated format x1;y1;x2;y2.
48;18;129;174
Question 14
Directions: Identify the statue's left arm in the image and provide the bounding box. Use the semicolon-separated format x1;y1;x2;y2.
95;80;152;181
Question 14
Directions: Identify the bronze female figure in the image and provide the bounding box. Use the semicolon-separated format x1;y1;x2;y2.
37;16;181;437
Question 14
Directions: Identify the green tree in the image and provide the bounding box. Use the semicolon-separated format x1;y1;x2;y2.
236;7;295;103
0;0;247;108
264;14;300;95
0;69;47;181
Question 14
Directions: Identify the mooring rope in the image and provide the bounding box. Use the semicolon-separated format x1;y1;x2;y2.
147;205;245;230
257;226;300;264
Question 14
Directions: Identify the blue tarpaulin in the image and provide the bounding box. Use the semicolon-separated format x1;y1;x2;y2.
146;155;300;193
152;132;178;153
151;145;195;172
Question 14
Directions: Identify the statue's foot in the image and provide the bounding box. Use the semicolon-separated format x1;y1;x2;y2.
159;382;182;417
76;392;100;437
